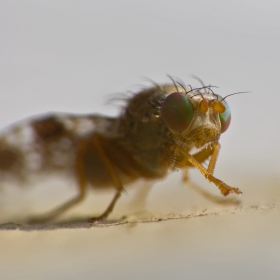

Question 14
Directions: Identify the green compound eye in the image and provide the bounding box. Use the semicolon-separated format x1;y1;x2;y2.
160;92;194;132
217;96;231;133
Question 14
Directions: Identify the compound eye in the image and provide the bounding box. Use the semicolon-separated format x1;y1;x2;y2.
216;96;231;133
160;92;194;132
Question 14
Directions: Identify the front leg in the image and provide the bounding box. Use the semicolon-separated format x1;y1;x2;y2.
181;143;220;175
207;142;220;175
179;144;242;196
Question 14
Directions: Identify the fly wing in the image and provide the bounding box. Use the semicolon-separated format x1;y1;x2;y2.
0;113;118;184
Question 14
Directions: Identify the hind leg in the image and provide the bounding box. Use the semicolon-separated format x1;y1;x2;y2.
27;133;125;224
26;139;89;224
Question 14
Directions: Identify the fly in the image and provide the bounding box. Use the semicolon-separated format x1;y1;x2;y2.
0;77;243;223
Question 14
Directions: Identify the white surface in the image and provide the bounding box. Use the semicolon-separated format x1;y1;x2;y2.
0;1;280;279
1;209;280;280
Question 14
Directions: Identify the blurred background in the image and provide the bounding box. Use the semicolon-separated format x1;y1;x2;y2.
1;1;280;279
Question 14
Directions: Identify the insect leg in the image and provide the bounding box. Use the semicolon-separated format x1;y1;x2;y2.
207;143;220;175
182;169;240;205
26;143;88;224
181;146;213;185
87;134;123;223
182;147;214;167
182;143;220;173
26;188;86;224
28;192;86;224
181;147;240;204
179;147;242;196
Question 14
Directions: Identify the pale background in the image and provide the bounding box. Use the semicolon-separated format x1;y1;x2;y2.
1;1;280;279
